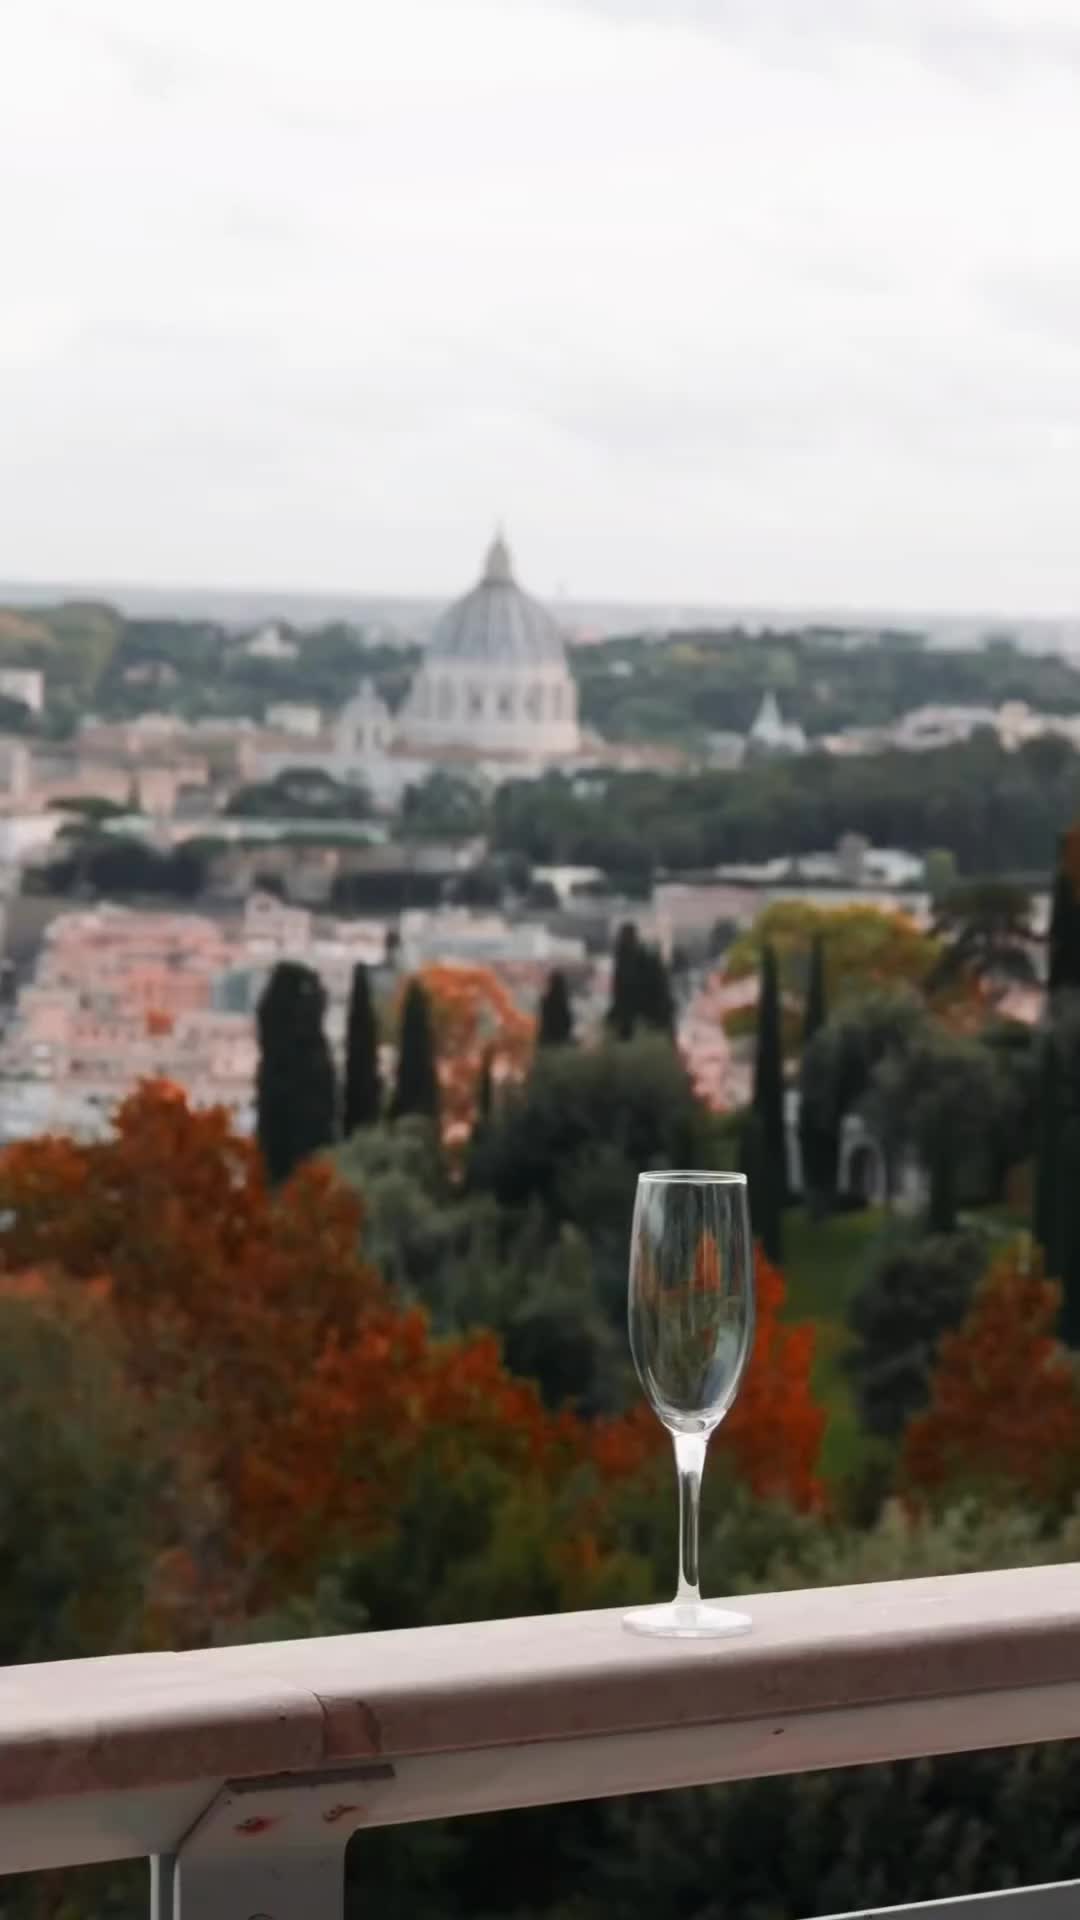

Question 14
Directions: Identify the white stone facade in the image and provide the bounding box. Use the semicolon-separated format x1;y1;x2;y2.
398;534;579;758
399;656;578;757
253;536;580;806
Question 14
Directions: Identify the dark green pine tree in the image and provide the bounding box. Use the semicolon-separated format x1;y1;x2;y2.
753;942;788;1205
637;946;676;1037
607;922;642;1040
802;933;827;1046
741;1108;782;1264
1048;829;1080;992
477;1045;494;1125
606;923;674;1041
463;1047;495;1193
390;980;441;1125
343;962;381;1136
256;961;337;1186
1034;1031;1061;1270
798;935;831;1214
538;970;575;1047
1059;1116;1080;1347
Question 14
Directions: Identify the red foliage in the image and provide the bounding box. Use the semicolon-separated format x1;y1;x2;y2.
592;1248;823;1511
902;1245;1080;1507
0;1084;591;1591
405;963;534;1146
0;1088;825;1625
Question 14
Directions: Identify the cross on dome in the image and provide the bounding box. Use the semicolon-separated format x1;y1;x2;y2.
483;527;514;584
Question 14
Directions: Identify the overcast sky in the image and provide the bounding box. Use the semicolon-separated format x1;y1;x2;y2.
4;0;1080;613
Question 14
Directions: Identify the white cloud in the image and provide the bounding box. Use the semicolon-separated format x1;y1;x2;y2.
2;0;1080;611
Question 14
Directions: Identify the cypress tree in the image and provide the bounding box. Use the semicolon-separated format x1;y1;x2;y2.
343;962;381;1135
464;1047;495;1193
926;1151;957;1237
538;970;575;1047
477;1045;494;1124
803;933;827;1046
741;1108;782;1263
1034;1032;1061;1269
1059;1117;1080;1347
607;923;674;1041
638;946;676;1037
608;922;642;1040
256;960;337;1186
1049;827;1080;992
390;980;441;1125
753;942;788;1204
798;935;831;1214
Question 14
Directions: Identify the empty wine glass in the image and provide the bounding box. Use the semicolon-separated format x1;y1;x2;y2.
624;1170;755;1638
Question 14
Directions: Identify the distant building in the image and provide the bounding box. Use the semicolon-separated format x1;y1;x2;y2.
704;730;745;771
0;667;44;714
244;624;299;663
891;705;999;752
0;739;32;804
397;532;580;758
746;692;807;758
397;908;586;972
254;534;581;808
265;702;322;738
334;681;396;764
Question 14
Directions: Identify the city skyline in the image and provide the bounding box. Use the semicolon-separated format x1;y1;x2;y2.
4;0;1080;612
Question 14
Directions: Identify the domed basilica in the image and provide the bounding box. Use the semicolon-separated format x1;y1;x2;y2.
397;532;580;757
257;535;581;806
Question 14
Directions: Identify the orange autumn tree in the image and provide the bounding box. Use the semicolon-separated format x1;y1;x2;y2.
902;1244;1080;1509
0;1083;611;1601
592;1249;824;1512
405;963;535;1147
0;1084;825;1630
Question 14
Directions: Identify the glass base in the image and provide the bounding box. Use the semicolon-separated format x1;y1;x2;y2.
622;1600;752;1639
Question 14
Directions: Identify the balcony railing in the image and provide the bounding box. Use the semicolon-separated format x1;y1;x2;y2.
4;1562;1080;1918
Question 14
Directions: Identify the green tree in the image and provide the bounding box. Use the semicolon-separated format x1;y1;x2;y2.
606;923;673;1041
800;989;929;1207
0;1283;212;1665
1049;829;1080;993
473;1035;717;1316
343;962;382;1136
399;769;490;841
1035;1031;1062;1272
798;934;831;1213
802;931;827;1045
931;880;1037;990
637;945;675;1037
391;980;441;1126
846;1230;989;1439
753;943;788;1204
256;961;337;1184
537;970;575;1048
740;1107;782;1263
1032;998;1080;1344
1060;1117;1080;1348
607;922;642;1040
867;1030;1004;1235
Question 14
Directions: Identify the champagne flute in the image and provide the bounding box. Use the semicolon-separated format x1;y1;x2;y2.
624;1170;755;1638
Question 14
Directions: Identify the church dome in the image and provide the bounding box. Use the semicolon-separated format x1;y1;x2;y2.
428;533;567;668
398;532;580;760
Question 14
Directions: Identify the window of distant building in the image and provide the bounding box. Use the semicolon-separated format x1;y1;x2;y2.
497;686;515;719
437;679;454;718
468;684;485;719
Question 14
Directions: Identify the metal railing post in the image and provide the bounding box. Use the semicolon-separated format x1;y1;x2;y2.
149;1854;175;1920
170;1765;394;1920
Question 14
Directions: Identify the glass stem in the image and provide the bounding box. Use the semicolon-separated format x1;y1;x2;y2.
673;1431;708;1604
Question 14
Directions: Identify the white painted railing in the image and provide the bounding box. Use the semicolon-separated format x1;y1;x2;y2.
4;1564;1080;1917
